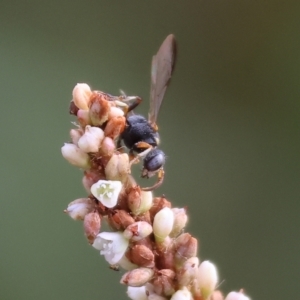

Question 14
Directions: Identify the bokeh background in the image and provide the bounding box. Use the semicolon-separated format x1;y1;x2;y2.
1;1;299;299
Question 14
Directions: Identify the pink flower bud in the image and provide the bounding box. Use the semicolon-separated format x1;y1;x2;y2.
153;207;174;243
123;221;153;241
78;125;104;153
64;198;95;220
70;128;83;145
77;109;91;127
121;268;154;287
152;269;176;296
149;197;171;222
83;211;101;244
100;137;116;156
135;211;151;224
61;143;90;169
170;208;188;238
104;116;126;140
89;92;111;126
105;153;129;182
128;187;153;216
126;244;155;268
82;170;105;194
174;233;198;267
155;237;175;270
108;210;135;231
177;257;199;288
198;260;218;299
72;83;92;110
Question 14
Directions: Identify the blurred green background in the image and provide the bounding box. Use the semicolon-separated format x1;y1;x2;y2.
1;1;299;299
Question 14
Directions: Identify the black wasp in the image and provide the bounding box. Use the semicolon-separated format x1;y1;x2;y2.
118;34;176;191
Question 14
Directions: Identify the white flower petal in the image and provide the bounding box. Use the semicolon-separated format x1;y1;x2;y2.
91;180;122;208
92;231;129;265
118;255;138;271
127;286;148;300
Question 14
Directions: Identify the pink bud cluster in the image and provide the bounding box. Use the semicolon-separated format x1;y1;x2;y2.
61;84;251;300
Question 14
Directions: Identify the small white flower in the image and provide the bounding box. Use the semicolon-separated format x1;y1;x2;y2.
127;286;148;300
91;180;122;208
92;231;129;265
64;198;94;220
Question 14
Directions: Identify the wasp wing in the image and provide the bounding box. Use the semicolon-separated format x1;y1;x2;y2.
149;34;177;127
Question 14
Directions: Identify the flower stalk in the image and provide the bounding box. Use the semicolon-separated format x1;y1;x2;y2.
61;83;251;300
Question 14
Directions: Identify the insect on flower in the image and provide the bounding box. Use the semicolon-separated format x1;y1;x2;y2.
118;34;177;191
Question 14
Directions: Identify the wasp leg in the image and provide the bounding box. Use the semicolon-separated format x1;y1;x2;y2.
121;96;142;114
127;96;142;113
114;96;142;115
129;147;152;167
135;141;153;151
142;169;165;191
116;137;123;151
109;264;120;271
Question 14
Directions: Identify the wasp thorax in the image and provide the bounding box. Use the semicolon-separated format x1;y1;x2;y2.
121;115;158;151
